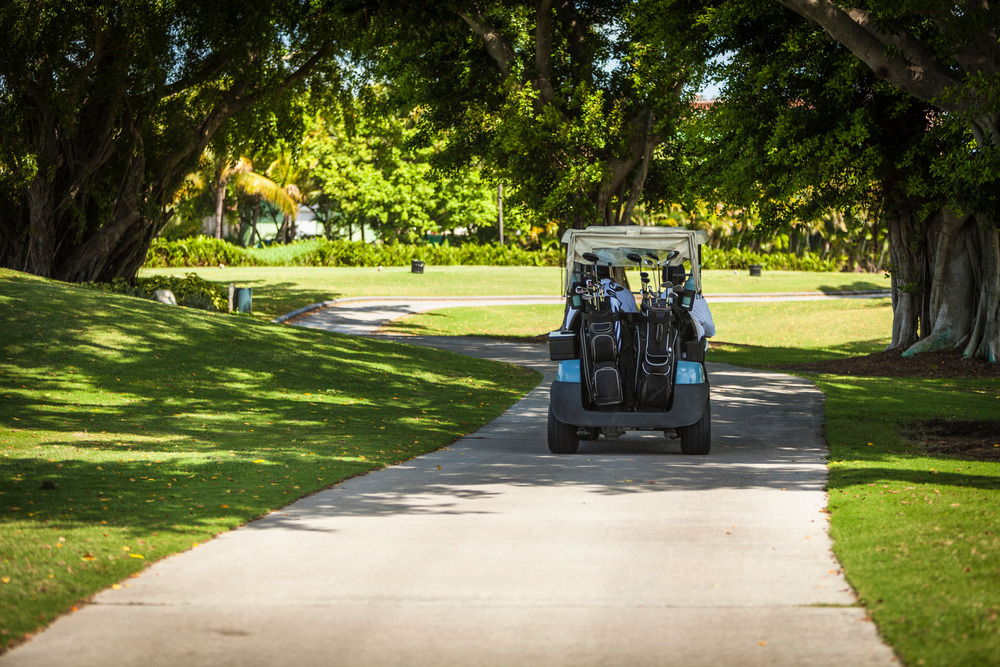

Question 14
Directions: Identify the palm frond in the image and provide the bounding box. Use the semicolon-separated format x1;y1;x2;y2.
231;171;297;217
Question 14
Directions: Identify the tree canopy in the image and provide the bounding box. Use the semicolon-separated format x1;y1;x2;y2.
359;1;696;231
0;0;360;282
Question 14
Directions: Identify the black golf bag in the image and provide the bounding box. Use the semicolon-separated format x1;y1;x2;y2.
634;298;678;409
580;309;624;406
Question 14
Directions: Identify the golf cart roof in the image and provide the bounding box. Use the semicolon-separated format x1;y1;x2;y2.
561;225;709;292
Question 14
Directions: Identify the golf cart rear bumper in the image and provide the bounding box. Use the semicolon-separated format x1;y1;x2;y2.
550;380;709;429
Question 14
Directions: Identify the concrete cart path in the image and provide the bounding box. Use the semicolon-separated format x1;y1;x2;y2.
2;301;898;667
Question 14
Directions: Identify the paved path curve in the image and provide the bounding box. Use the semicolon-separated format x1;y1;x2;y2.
1;298;898;667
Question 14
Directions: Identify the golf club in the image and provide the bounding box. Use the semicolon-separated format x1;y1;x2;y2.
645;252;661;296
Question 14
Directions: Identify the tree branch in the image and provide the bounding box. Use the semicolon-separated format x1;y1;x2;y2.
535;0;556;105
457;10;516;77
774;0;962;108
555;0;590;83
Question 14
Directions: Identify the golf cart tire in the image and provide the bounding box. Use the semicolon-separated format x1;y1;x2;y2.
548;406;580;454
680;404;711;455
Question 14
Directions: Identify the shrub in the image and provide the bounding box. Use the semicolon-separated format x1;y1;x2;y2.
701;247;840;272
135;273;229;311
145;237;838;271
147;237;563;268
146;236;257;268
84;273;229;312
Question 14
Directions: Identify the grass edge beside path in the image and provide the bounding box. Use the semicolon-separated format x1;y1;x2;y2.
0;269;540;652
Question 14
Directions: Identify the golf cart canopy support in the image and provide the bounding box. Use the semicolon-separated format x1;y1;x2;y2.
561;225;710;294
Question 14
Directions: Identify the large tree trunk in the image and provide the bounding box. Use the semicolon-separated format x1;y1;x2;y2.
903;210;978;356
963;220;1000;362
886;211;926;350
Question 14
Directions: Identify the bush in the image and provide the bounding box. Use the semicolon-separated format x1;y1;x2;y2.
136;274;229;311
145;237;257;268
145;237;839;272
701;247;840;272
83;273;229;312
147;237;563;268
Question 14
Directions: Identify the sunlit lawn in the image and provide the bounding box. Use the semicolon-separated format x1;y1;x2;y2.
381;297;895;365
0;269;539;649
139;266;890;321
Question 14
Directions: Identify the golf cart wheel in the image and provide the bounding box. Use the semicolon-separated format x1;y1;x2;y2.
679;404;711;455
547;406;580;454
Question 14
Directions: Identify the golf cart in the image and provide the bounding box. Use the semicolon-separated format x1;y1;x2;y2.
547;226;712;455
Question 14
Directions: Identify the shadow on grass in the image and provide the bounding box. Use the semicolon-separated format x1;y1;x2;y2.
0;272;537;535
828;463;1000;492
205;279;343;319
817;280;890;294
0;456;375;535
709;338;888;366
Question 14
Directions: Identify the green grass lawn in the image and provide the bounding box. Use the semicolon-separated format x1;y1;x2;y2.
5;264;994;665
385;295;999;666
381;297;895;363
139;266;890;321
139;266;565;320
0;269;539;650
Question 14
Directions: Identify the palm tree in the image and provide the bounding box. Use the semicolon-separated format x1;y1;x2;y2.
193;149;297;243
215;157;299;243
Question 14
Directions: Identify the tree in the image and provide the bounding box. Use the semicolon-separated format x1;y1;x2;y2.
0;1;360;283
771;0;1000;360
304;105;501;242
662;0;955;350
362;1;692;231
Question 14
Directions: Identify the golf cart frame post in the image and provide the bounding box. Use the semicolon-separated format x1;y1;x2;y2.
547;226;712;455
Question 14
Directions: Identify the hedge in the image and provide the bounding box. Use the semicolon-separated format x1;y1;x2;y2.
145;236;842;272
701;247;840;272
145;237;563;268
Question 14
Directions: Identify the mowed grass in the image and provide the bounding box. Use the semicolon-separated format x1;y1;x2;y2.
381;297;894;363
818;376;1000;666
139;266;565;320
384;294;1000;666
139;266;889;321
707;298;895;364
0;269;539;650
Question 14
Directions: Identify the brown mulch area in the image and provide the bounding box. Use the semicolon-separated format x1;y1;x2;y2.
787;348;1000;462
900;419;1000;462
788;347;1000;380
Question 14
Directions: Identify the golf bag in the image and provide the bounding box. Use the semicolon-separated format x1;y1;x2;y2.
581;309;625;406
635;299;678;409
